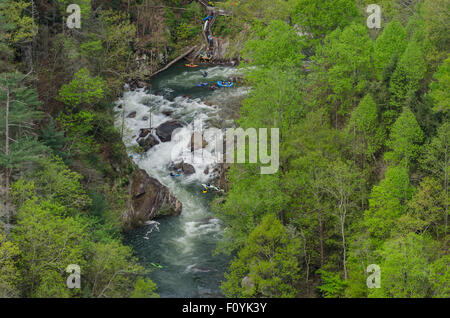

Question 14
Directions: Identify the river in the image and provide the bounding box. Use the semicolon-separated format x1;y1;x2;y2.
115;62;248;297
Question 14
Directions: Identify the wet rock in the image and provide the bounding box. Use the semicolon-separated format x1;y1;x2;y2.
156;120;183;142
190;132;208;152
136;80;147;88
162;110;174;117
137;132;159;151
172;161;183;170
204;167;209;175
182;163;196;175
124;169;182;230
142;116;149;121
138;128;151;138
127;111;137;118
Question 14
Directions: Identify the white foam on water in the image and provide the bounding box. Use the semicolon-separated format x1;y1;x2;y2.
115;66;247;262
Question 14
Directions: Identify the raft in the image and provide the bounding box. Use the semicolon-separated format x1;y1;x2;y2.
185;64;199;68
217;81;234;88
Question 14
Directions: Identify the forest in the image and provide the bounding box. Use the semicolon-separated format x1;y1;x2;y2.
0;0;448;299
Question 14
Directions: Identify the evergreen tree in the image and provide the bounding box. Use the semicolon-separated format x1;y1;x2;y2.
293;0;358;44
384;107;424;167
313;23;374;126
369;233;437;298
374;19;407;81
428;56;450;115
347;94;384;162
388;41;427;121
221;214;302;298
364;165;415;246
0;72;48;209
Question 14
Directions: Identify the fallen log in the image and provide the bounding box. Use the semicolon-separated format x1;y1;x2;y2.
150;46;197;77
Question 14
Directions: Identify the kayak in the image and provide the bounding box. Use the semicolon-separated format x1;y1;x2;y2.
185;64;198;68
217;81;234;88
197;82;209;87
151;263;163;269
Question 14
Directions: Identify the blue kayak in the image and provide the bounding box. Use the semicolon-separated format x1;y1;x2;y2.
217;81;234;88
197;82;209;87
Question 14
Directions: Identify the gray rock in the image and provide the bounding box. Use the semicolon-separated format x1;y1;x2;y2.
127;111;137;118
137;133;159;151
124;169;182;230
182;163;196;175
156;120;183;142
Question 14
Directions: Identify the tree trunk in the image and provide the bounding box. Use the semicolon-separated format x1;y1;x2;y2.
5;87;10;223
319;209;324;267
341;215;347;280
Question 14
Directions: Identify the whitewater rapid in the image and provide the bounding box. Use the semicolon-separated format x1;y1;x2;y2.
115;64;248;297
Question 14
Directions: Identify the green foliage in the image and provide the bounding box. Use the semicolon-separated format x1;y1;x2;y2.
293;0;359;43
0;231;20;298
242;20;305;70
58;110;100;157
369;233;437;298
407;177;447;240
313;23;374;119
56;0;91;16
29;156;92;214
347;94;384;160
429;255;450;298
0;72;48;173
374;19;407;81
419;122;449;185
40;120;69;163
215;170;287;253
11;199;88;297
364;165;415;245
428;56;450;115
221;214;302;298
58;67;107;109
384;107;424;167
1;0;36;44
389;41;427;112
84;240;155;298
317;269;347;298
130;278;159;298
223;0;295;25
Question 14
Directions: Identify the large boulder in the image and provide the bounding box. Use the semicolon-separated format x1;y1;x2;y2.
182;163;196;175
190;132;208;152
137;129;159;151
124;169;182;230
137;134;159;151
156;120;183;142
